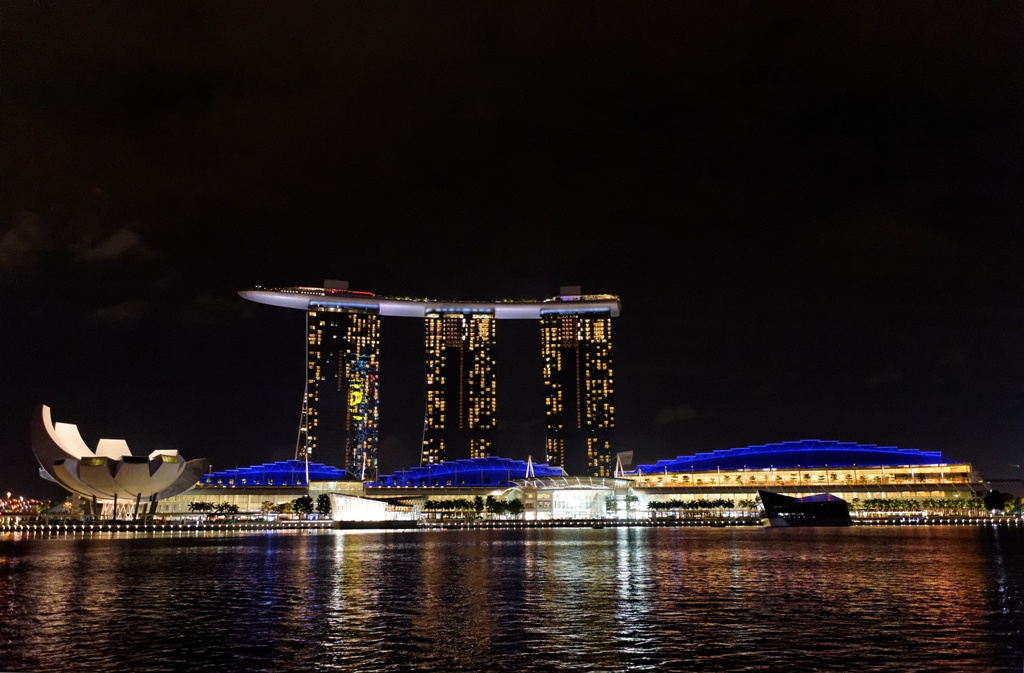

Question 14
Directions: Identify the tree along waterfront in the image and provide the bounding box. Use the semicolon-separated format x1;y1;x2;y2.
853;496;1024;516
422;496;525;521
649;498;742;511
185;496;318;521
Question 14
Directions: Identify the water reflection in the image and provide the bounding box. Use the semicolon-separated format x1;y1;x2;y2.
0;527;1021;672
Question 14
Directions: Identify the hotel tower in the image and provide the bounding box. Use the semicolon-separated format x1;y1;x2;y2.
541;309;616;477
422;312;497;464
300;283;381;480
241;283;620;478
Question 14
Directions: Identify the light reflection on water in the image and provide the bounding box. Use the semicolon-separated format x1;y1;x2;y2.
0;526;1021;672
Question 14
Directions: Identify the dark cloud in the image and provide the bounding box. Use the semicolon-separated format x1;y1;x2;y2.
177;294;249;327
0;204;156;286
73;226;154;265
87;299;149;324
654;404;699;426
0;211;50;275
865;369;903;389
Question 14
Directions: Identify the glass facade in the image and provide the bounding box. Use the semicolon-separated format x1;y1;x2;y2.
302;305;380;480
541;313;616;477
421;313;496;465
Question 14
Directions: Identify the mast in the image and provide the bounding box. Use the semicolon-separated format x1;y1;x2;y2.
296;391;309;461
419;349;430;465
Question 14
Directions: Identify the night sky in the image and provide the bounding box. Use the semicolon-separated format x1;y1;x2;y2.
3;3;1022;498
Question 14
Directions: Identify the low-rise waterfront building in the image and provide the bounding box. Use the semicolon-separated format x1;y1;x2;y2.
626;439;982;515
155;459;366;518
156;440;991;522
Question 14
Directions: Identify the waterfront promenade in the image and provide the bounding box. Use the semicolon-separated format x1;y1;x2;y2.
2;514;1021;535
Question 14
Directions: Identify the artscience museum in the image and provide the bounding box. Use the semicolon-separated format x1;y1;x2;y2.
31;405;208;520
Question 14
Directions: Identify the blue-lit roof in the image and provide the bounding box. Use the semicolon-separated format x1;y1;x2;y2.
373;457;565;487
630;439;959;475
200;459;347;487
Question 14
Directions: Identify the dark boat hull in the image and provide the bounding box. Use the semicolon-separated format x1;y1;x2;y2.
758;490;852;527
332;519;419;530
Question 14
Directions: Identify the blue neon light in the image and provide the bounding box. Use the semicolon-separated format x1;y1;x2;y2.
629;439;958;474
200;460;347;487
373;457;564;487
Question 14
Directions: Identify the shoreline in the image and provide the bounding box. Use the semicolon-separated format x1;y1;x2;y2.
1;514;1021;536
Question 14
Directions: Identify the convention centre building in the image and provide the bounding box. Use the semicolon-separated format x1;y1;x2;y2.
155;439;984;522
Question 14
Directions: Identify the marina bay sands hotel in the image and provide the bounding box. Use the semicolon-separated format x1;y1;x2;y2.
240;282;621;481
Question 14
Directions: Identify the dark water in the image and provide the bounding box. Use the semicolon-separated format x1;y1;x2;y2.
1;526;1022;672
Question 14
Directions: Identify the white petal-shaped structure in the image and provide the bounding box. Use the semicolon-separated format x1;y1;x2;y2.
96;439;132;460
31;405;205;503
